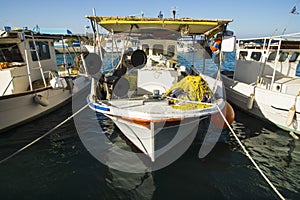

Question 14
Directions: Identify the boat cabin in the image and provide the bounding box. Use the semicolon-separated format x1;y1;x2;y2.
95;29;189;100
137;35;179;95
86;15;234;101
0;30;58;96
232;34;300;89
0;29;86;96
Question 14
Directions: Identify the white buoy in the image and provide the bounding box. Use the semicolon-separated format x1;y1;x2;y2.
247;93;255;110
286;105;296;127
33;95;49;107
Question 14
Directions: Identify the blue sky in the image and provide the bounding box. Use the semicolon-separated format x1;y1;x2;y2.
1;0;299;38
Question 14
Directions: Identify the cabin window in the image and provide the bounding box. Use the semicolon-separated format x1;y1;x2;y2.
250;52;262;61
279;52;289;62
30;41;51;61
142;44;149;56
239;51;247;60
153;44;163;55
296;62;300;76
167;45;175;57
0;43;23;62
267;51;277;61
289;52;299;62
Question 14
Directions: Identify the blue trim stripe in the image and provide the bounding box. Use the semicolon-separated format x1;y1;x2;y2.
86;96;110;112
94;104;110;111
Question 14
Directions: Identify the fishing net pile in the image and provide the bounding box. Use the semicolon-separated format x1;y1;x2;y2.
166;75;212;110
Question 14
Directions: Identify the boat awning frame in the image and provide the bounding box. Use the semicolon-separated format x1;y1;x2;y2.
86;16;233;38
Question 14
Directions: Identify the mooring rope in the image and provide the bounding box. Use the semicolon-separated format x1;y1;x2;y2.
0;97;286;200
0;103;89;165
216;106;285;200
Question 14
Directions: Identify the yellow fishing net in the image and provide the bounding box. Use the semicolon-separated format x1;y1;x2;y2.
166;75;212;110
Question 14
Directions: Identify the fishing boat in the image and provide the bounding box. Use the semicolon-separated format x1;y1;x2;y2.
84;14;236;161
0;28;90;133
221;32;300;139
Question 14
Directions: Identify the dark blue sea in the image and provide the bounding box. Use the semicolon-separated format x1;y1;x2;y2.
0;53;299;200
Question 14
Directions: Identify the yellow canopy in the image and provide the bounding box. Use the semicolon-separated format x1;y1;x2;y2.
86;16;233;38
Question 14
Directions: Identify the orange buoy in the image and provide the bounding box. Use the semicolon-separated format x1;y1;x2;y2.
210;38;222;52
210;101;235;129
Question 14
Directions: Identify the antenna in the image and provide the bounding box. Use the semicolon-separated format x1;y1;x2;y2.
171;6;178;19
158;11;163;18
141;10;144;18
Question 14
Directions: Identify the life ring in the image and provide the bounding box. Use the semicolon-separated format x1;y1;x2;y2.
210;38;221;52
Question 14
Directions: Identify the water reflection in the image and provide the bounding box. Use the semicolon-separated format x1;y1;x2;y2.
94;113;156;199
103;165;155;199
230;105;300;195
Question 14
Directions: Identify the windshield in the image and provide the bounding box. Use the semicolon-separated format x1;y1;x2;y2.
0;43;23;62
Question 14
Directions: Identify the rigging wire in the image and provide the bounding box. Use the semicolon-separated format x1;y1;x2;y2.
0;103;89;165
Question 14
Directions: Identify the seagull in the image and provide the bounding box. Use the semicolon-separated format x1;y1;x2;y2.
290;6;299;14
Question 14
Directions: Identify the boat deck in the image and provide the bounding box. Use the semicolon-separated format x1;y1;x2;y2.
101;97;219;120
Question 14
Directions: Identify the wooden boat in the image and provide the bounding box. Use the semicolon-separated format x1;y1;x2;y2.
0;28;90;133
221;32;300;138
84;15;235;161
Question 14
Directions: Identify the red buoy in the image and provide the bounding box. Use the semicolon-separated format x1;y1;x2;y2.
211;101;235;129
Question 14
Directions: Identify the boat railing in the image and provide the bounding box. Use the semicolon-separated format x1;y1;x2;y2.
240;35;292;89
269;39;284;89
1;75;26;96
23;31;47;91
237;32;300;50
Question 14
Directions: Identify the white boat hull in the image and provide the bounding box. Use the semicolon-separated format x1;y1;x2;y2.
0;76;90;132
88;94;225;161
110;115;203;161
223;76;300;134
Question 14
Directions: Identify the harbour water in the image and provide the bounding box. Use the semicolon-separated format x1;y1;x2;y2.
0;53;299;199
